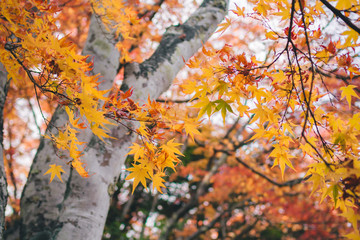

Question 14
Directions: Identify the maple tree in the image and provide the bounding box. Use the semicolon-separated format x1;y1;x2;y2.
0;0;360;239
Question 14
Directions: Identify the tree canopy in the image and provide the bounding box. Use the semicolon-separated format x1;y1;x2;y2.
1;0;360;239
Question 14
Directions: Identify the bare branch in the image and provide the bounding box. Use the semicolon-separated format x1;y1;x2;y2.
320;0;360;34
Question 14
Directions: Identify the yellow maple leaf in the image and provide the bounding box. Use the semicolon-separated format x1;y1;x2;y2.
71;160;89;178
181;79;197;95
184;119;201;141
307;173;323;196
53;128;71;150
186;56;202;68
349;113;360;130
237;103;249;118
65;107;86;129
157;153;177;172
152;172;166;193
231;4;245;17
340;85;360;108
44;164;65;183
161;139;184;157
342;29;359;47
255;0;271;16
265;31;278;40
270;144;295;179
273;4;290;21
193;97;214;118
344;230;360;240
126;164;151;194
91;124;114;142
300;137;317;157
127;143;145;162
336;0;357;10
249;103;269;124
282;122;295;137
341;207;360;233
216;17;232;34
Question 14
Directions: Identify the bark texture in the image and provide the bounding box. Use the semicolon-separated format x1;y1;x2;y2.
20;15;120;240
0;63;9;240
0;142;6;240
20;0;228;239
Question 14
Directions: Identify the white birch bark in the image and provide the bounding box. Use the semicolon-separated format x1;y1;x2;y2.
0;143;5;240
0;63;10;240
0;143;6;240
20;15;120;240
20;0;228;239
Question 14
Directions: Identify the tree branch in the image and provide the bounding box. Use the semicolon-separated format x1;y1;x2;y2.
122;0;229;101
20;13;121;240
20;0;229;239
233;155;309;188
320;0;360;35
316;67;360;94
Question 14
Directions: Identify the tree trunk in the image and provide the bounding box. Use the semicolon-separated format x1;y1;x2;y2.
0;143;6;240
0;63;10;240
19;1;228;239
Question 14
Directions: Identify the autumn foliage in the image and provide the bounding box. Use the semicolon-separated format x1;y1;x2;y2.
1;0;360;239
